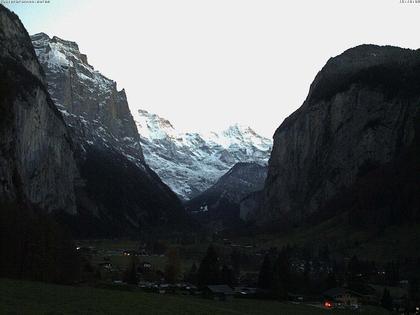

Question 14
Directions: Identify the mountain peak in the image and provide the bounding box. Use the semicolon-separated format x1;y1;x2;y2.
31;32;50;41
51;36;80;52
224;124;260;138
31;33;80;53
306;44;420;106
136;109;177;140
32;33;92;71
32;33;141;152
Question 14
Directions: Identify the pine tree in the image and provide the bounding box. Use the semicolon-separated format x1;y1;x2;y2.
348;255;361;279
326;272;338;289
165;248;181;284
197;245;220;286
271;257;285;299
276;248;291;298
123;255;138;285
385;261;400;286
319;244;330;262
221;265;235;286
381;288;393;311
231;249;241;279
303;259;311;292
258;253;272;289
185;263;198;284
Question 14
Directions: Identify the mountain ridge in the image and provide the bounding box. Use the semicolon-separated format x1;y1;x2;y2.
136;109;272;199
186;162;268;231
31;32;191;237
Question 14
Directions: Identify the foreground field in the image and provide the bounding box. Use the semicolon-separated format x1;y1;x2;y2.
0;279;388;315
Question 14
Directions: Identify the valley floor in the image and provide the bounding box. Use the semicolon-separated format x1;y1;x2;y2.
0;279;388;315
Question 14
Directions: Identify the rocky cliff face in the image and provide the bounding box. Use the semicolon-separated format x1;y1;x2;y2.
186;162;267;230
0;6;78;214
259;45;420;226
239;190;264;222
31;33;143;164
136;109;272;199
30;32;189;237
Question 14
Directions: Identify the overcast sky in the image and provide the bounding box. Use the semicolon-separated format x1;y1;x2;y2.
5;0;420;137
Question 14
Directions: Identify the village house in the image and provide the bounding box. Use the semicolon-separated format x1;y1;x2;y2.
323;288;361;309
234;286;257;297
204;285;234;301
123;250;140;257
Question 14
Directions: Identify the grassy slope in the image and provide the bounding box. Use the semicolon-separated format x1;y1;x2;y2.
0;279;387;315
238;218;420;262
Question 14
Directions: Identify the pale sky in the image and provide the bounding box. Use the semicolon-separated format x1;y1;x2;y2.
5;0;420;137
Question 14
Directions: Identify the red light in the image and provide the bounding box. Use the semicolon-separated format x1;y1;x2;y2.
324;301;333;308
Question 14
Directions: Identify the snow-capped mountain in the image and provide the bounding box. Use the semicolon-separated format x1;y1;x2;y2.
31;33;143;165
30;33;190;237
30;32;271;207
135;110;272;199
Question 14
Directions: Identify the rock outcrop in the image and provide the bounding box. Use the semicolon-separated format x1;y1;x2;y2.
239;190;264;222
186;162;267;230
259;45;420;226
31;32;143;163
0;6;78;214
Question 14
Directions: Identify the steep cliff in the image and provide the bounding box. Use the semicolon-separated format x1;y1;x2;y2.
186;162;267;230
30;33;189;237
31;32;143;163
260;45;420;227
0;6;78;214
0;4;79;283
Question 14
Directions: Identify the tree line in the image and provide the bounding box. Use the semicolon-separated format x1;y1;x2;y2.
0;202;80;283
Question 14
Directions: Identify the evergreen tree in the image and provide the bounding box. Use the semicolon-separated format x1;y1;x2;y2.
381;288;393;311
409;277;419;301
258;253;272;289
319;244;330;262
385;261;400;286
326;272;338;289
123;255;138;285
276;248;291;297
303;259;311;292
197;245;220;286
221;265;235;286
348;255;361;279
0;202;80;284
165;248;181;283
191;262;198;273
257;248;291;299
230;249;241;279
271;257;286;299
94;269;102;280
185;262;198;284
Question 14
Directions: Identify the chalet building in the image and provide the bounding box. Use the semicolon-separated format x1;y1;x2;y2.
98;262;112;270
234;286;257;297
123;250;140;256
142;262;152;269
323;288;361;309
204;285;234;301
